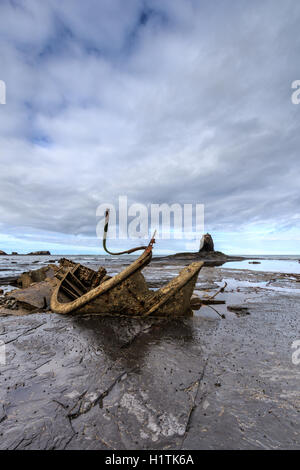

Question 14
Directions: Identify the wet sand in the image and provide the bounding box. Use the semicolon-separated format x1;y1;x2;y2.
0;258;299;449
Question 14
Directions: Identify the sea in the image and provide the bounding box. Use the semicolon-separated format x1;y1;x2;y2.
0;253;300;293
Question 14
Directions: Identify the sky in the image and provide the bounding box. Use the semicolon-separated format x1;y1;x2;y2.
0;0;300;255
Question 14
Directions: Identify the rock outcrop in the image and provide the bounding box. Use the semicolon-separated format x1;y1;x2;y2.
4;279;57;313
17;265;57;289
0;250;7;256
1;265;59;314
156;233;245;264
26;251;51;256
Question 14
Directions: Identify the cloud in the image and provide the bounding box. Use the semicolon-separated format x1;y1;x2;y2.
0;0;300;253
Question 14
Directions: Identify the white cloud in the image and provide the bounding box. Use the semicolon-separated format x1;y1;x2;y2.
0;0;299;253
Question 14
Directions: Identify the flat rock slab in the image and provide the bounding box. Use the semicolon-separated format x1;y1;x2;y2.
0;267;299;450
0;314;214;449
3;279;56;311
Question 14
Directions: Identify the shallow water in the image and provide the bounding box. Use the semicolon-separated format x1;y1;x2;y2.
0;254;300;291
0;254;107;283
223;258;300;274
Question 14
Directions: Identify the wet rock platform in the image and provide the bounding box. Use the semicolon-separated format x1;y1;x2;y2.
0;265;299;449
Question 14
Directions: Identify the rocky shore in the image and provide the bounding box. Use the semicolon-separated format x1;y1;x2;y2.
0;250;51;256
0;256;299;449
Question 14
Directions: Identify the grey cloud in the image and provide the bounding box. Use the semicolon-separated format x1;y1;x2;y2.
0;0;299;253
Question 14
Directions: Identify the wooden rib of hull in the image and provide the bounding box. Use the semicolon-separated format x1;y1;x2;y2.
143;262;203;317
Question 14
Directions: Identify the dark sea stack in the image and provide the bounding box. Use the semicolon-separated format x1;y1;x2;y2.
26;250;51;256
155;233;245;264
12;252;18;255
199;233;214;252
0;250;7;255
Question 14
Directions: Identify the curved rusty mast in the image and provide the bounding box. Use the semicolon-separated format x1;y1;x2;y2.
103;208;156;256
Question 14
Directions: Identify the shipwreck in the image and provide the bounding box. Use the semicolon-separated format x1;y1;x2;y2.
50;209;204;317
